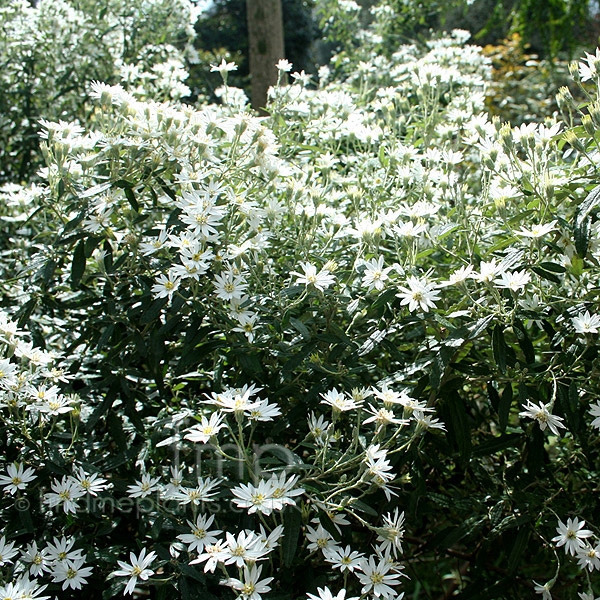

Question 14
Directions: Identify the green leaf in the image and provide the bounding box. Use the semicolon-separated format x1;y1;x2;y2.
571;255;584;276
538;261;566;273
62;208;87;234
97;323;115;350
18;500;34;533
140;298;167;324
282;506;302;567
526;425;545;474
498;384;512;432
492;325;506;373
487;382;500;413
16;297;38;329
102;581;124;600
106;411;127;451
114;179;139;212
237;351;264;376
351;499;379;517
469;314;495;340
442;390;471;460
178;576;192;600
80;182;111;198
70;239;86;289
574;184;600;257
290;317;311;341
179;564;205;583
473;433;520;456
281;342;317;379
434;222;460;240
124;187;139;212
40;258;57;284
575;219;591;259
557;381;581;436
513;319;535;365
531;265;561;284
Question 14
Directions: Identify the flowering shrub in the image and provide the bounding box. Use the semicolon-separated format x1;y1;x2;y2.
4;9;600;600
0;0;199;184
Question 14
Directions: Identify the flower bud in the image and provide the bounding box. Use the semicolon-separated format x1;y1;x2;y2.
589;101;600;127
564;129;586;153
582;114;595;137
569;61;581;83
499;123;513;151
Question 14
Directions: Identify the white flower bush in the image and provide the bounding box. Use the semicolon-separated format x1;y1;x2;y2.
0;0;199;184
3;3;600;597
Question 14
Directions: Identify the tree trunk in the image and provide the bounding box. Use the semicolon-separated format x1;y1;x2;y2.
246;0;285;112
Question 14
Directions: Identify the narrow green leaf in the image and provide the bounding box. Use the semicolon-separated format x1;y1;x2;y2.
574;184;600;257
473;433;520;456
443;391;471;460
526;425;545;473
468;314;495;340
140;298;167;324
282;343;317;378
179;564;205;583
498;385;512;432
70;239;86;289
16;297;38;328
576;184;600;226
487;382;500;413
513;319;535;365
282;506;302;567
531;265;561;284
124;186;139;212
539;261;566;273
508;526;530;575
290;317;311;341
40;259;56;284
62;208;87;234
434;222;460;240
492;325;506;373
178;576;192;600
352;499;379;517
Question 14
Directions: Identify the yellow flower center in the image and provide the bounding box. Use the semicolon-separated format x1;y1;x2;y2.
370;572;385;584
